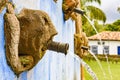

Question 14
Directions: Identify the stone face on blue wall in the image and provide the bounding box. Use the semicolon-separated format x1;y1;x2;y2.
0;0;80;80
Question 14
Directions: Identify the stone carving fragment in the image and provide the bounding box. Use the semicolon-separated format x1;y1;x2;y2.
4;3;69;76
0;0;8;12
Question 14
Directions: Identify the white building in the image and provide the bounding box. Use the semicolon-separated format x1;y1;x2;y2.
88;31;120;55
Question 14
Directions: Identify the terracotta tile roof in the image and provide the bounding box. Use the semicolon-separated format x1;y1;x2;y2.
88;31;120;41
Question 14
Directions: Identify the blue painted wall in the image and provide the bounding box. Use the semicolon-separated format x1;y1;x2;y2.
0;0;80;80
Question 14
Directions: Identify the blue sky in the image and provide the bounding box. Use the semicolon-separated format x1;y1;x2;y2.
90;0;120;23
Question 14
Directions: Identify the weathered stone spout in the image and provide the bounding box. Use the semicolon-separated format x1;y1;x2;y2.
47;41;69;55
62;0;85;20
62;0;79;20
73;8;85;15
4;4;69;76
81;46;89;51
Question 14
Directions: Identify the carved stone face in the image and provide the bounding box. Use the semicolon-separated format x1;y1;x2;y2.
62;0;78;20
4;5;69;75
18;8;58;69
4;7;58;75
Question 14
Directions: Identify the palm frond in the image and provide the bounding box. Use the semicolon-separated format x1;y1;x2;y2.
85;5;106;23
81;0;101;6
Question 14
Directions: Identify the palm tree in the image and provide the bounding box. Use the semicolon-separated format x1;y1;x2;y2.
81;0;106;22
80;0;106;37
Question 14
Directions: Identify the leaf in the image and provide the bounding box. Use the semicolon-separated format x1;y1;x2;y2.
85;5;106;23
81;0;101;6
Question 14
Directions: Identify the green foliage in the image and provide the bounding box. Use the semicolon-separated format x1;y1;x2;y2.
81;0;101;6
81;0;106;22
113;19;120;25
83;20;104;36
85;6;106;23
104;20;120;31
83;19;120;37
105;24;118;31
82;21;96;36
80;0;107;37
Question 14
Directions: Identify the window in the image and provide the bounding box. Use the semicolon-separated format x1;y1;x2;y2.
103;46;109;54
91;45;98;54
